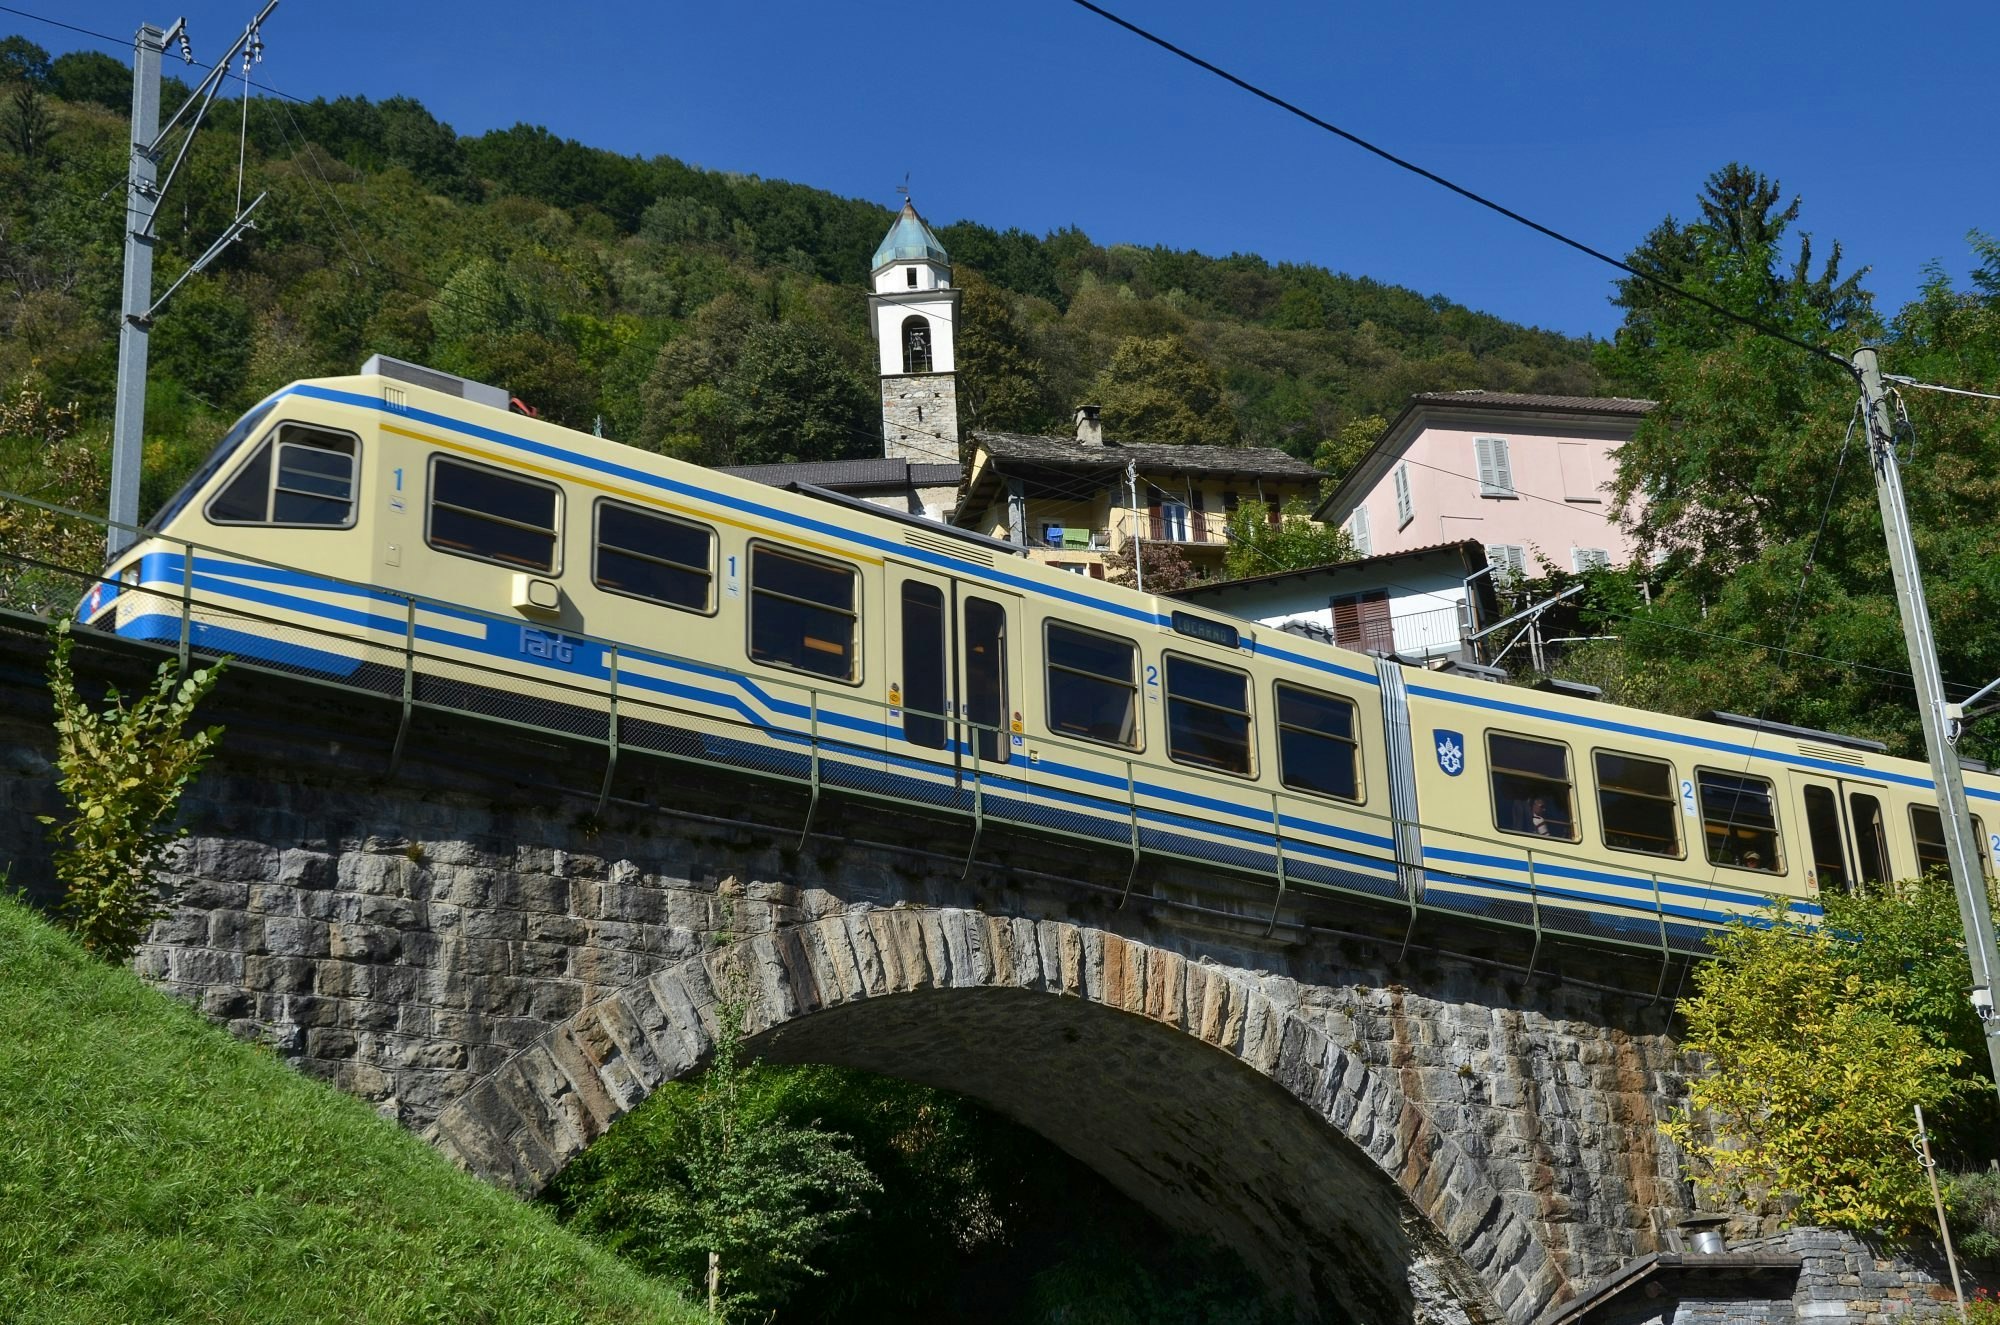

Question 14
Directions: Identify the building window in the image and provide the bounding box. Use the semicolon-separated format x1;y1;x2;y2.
1275;683;1359;801
1159;500;1190;541
1572;547;1610;572
1045;622;1138;748
208;425;358;528
1486;544;1526;585
1393;464;1413;527
427;456;559;571
905;266;918;289
1348;504;1372;556
1595;750;1680;857
593;501;714;611
1696;770;1783;872
1165;654;1252;776
1331;590;1393;654
1475;437;1515;497
901;315;932;373
1489;732;1577;840
749;545;859;682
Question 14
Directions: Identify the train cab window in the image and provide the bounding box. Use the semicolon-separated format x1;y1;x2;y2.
206;425;357;528
1489;733;1578;841
1275;683;1360;801
1911;805;1992;880
1045;623;1138;748
964;597;1010;765
1697;770;1783;872
749;546;858;682
900;583;947;749
594;501;713;611
1165;654;1252;777
427;457;559;571
1595;751;1681;857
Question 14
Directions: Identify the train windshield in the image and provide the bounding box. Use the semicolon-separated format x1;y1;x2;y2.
137;398;279;541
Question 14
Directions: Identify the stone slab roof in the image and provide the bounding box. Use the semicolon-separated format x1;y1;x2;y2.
968;431;1319;478
719;458;963;490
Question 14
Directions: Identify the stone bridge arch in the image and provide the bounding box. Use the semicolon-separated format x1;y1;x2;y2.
430;907;1550;1324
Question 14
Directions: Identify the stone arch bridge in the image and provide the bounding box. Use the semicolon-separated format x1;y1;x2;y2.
0;623;1702;1324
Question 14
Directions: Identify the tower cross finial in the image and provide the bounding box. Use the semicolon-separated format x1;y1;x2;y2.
897;172;910;206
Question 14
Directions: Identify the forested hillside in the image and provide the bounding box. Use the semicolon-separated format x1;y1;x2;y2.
0;35;1597;516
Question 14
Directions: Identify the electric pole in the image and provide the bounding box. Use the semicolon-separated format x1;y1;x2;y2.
107;3;278;558
1855;346;2000;1099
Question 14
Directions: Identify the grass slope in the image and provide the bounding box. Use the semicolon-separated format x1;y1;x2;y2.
0;894;700;1324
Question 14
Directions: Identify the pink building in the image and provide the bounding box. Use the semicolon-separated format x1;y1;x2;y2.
1313;391;1654;579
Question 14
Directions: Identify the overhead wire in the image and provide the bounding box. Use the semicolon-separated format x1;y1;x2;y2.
1066;0;1858;380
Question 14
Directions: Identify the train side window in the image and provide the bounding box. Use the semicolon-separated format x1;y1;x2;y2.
900;582;947;749
1274;683;1359;802
207;425;357;527
1489;733;1577;841
1045;622;1138;748
1911;805;1991;880
1595;750;1680;857
427;457;559;572
964;597;1009;765
1697;770;1783;872
1165;654;1252;777
1802;785;1850;893
594;501;713;612
1850;792;1889;886
749;545;858;682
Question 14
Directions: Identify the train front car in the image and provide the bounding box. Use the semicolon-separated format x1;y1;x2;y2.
81;365;394;687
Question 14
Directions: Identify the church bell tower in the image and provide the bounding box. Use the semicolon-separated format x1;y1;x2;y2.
868;200;961;464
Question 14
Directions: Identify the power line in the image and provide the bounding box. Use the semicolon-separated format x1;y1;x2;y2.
1066;0;1859;378
1883;375;2000;404
0;2;310;103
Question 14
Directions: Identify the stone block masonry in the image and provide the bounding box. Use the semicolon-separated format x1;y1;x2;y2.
0;622;1903;1325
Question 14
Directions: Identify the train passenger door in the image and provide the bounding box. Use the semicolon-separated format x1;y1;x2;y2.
1793;774;1895;895
886;562;1020;787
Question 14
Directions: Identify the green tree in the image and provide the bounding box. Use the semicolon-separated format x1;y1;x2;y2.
1221;497;1354;580
0;36;49;86
1661;903;1972;1231
1313;413;1386;484
549;1002;878;1319
955;267;1060;432
39;621;227;962
1092;335;1238;444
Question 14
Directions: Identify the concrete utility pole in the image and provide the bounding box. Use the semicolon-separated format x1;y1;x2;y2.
108;4;278;558
1855;347;2000;1099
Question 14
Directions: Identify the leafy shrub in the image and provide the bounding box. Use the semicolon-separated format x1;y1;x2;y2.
40;620;225;960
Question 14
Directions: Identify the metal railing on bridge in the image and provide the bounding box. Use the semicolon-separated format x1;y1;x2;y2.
0;491;1781;976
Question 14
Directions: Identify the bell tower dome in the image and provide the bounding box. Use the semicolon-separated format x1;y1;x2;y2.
868;200;961;464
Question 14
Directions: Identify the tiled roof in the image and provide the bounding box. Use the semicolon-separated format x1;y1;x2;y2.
968;431;1319;478
1404;390;1655;415
1167;539;1491;598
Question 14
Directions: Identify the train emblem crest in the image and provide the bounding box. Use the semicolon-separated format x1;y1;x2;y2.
1435;730;1465;776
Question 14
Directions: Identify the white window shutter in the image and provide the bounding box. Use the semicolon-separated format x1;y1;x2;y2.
1349;505;1372;557
1475;438;1514;496
1487;543;1525;583
1394;464;1412;526
1572;547;1610;572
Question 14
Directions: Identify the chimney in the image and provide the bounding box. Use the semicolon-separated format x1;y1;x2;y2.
1074;404;1103;446
1678;1214;1729;1256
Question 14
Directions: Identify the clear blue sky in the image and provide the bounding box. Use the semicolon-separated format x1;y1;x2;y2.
35;0;2000;340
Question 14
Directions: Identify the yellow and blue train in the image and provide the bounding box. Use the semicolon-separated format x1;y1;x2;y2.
81;356;2000;956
